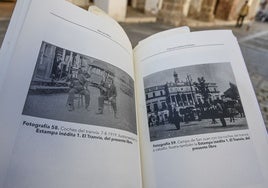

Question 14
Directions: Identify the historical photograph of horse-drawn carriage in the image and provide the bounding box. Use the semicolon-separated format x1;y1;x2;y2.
22;41;137;134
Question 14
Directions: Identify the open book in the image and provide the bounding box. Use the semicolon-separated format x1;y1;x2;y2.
0;0;268;188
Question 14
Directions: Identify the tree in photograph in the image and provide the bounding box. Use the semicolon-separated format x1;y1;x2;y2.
224;82;239;100
194;77;210;103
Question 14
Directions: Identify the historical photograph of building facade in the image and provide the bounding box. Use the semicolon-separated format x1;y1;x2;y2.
22;41;137;134
144;63;248;141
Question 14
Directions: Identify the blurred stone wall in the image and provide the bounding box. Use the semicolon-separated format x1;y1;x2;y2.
214;0;235;20
216;0;261;21
199;0;217;21
66;0;89;7
132;0;146;10
188;0;203;18
158;0;260;25
157;0;188;26
67;0;260;25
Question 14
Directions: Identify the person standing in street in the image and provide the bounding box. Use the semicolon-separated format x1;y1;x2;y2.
173;107;181;130
236;0;250;27
216;102;227;127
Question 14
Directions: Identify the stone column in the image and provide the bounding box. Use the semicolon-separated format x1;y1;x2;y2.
214;0;236;20
174;95;179;106
67;0;90;7
181;94;186;106
179;94;183;106
94;0;127;21
145;0;162;14
188;0;203;19
157;0;190;26
186;93;190;105
132;0;146;10
199;0;217;21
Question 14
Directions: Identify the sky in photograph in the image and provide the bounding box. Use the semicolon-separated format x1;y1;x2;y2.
143;62;236;93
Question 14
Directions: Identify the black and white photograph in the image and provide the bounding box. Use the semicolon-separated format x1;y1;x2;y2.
22;41;137;134
144;63;248;141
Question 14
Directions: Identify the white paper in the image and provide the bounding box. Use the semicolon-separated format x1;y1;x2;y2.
0;0;34;92
135;30;268;188
0;0;141;188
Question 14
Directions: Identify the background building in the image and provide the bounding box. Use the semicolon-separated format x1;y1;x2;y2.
68;0;261;25
145;70;222;124
158;0;260;25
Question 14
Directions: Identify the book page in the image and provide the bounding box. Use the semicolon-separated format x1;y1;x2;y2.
0;0;33;91
137;26;190;47
134;30;268;188
0;1;141;188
